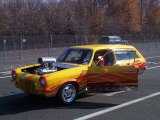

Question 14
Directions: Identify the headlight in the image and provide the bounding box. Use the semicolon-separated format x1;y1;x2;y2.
39;77;47;87
12;71;17;80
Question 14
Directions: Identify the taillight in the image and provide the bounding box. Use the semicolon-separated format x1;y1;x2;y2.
39;77;47;87
12;71;17;80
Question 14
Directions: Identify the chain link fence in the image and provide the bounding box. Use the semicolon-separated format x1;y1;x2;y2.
0;34;160;51
0;34;160;62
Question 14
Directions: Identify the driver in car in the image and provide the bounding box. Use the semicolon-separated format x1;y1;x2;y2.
92;51;104;66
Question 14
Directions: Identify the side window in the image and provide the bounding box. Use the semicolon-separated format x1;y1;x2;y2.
114;51;139;61
92;50;105;66
92;50;114;66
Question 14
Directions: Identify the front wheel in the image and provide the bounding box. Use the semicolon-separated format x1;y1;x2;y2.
57;83;77;105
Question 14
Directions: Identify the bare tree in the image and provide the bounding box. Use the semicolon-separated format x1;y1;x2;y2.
2;0;22;35
142;0;160;33
0;0;160;36
24;0;44;35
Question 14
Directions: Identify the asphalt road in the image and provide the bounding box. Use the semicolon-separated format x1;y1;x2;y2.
0;50;160;120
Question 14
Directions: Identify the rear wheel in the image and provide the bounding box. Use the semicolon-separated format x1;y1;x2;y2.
138;69;144;75
57;83;77;105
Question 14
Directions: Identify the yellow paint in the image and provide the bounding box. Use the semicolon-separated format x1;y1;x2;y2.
11;44;145;97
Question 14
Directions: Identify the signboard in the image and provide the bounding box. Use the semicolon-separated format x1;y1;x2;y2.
22;39;26;42
3;40;6;44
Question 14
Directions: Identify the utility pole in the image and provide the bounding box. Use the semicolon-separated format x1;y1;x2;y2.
141;0;143;33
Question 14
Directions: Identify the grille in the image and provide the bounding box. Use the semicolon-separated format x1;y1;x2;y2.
19;79;37;93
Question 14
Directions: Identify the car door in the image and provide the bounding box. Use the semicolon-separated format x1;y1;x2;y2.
87;50;138;91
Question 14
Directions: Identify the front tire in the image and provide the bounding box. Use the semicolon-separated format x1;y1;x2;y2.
57;83;77;105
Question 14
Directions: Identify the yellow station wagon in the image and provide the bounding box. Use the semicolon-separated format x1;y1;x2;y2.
11;44;147;104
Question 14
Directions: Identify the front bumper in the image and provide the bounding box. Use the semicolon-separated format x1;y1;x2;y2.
11;79;57;97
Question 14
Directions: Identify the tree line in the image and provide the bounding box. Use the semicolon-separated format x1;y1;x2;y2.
0;0;160;36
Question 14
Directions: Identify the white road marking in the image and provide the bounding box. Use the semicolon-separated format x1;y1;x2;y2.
0;71;11;77
0;92;24;98
0;71;11;74
145;56;160;59
147;66;160;69
104;91;125;96
74;91;160;120
0;71;11;78
147;62;160;64
0;76;11;78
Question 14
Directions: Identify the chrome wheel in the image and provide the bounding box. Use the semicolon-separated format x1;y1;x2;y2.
58;83;77;104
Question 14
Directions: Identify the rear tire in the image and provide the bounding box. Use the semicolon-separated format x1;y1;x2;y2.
57;83;77;105
138;69;144;75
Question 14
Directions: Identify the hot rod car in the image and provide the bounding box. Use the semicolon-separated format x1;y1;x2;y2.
11;44;147;104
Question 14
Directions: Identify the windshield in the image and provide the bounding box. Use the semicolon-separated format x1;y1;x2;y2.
56;48;93;64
